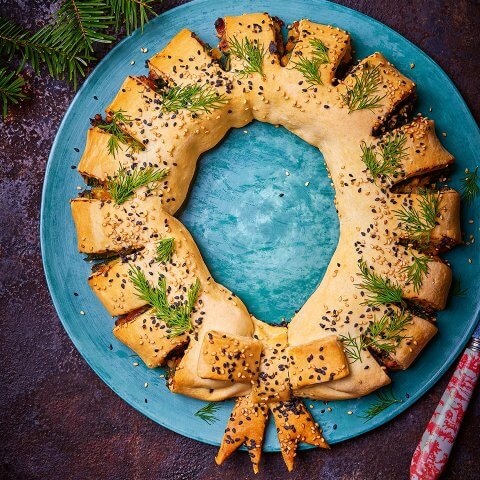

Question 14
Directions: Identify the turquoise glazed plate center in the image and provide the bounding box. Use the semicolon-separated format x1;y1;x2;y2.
180;122;338;324
41;0;480;450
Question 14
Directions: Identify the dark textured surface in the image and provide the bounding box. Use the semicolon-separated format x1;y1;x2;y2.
0;1;479;479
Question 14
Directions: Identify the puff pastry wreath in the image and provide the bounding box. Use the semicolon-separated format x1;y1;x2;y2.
71;13;461;472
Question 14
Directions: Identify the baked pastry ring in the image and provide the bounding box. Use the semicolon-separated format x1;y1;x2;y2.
71;12;462;472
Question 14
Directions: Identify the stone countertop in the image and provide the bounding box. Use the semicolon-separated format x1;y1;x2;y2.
0;1;479;479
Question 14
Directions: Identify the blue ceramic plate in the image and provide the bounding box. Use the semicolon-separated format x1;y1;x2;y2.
41;0;480;450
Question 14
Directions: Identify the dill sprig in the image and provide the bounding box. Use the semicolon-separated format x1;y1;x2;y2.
228;36;266;77
128;266;201;337
290;38;329;86
194;402;221;424
340;309;412;363
362;132;408;180
394;190;439;245
156;237;175;263
358;389;403;422
97;109;144;157
401;253;431;293
356;259;404;306
341;63;386;113
106;165;168;204
161;82;228;114
460;167;479;206
450;278;468;298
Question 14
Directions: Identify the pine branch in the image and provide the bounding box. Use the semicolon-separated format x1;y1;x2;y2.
460;167;479;206
106;0;156;35
356;259;404;306
0;16;92;88
194;402;220;424
50;0;114;55
394;190;439;245
106;165;168;204
128;266;201;337
358;389;402;421
97;109;144;156
341;63;386;113
401;253;430;293
228;36;266;77
0;67;27;119
161;83;228;114
156;237;175;263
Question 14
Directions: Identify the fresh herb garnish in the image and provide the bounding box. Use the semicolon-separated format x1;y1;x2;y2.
128;266;200;337
161;82;228;114
356;259;404;306
290;38;329;86
358;389;403;421
394;190;439;245
341;63;386;113
194;402;221;424
401;253;431;293
106;165;168;205
450;278;468;298
228;36;266;77
97;109;144;157
340;309;412;363
460;167;479;206
361;133;408;181
156;237;175;263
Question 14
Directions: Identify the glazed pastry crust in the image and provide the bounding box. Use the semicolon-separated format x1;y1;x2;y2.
71;12;461;404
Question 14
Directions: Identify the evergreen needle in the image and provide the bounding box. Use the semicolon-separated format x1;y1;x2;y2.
460;167;479;206
0;67;27;120
341;63;386;113
394;189;439;245
97;109;144;157
358;389;402;421
356;259;404;306
290;38;329;86
156;237;175;263
106;165;168;204
128;266;201;337
194;402;220;424
161;83;228;114
228;36;266;77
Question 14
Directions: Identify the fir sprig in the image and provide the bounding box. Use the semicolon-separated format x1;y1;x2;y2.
128;266;201;337
106;165;168;204
0;67;27;119
0;16;92;88
340;309;412;363
356;259;404;306
361;133;408;180
394;190;439;245
358;389;403;421
161;83;228;114
401;253;431;293
194;402;221;424
97;109;144;156
156;237;175;263
290;38;329;86
460;167;479;206
341;63;386;113
228;36;266;77
106;0;156;35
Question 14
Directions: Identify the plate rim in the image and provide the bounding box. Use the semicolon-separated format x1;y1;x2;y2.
40;0;480;449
